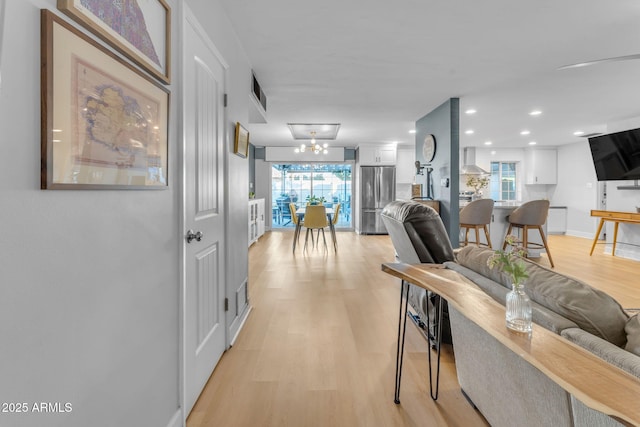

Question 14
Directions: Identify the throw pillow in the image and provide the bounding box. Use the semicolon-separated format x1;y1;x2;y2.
455;246;511;289
521;258;629;347
625;314;640;356
455;245;629;347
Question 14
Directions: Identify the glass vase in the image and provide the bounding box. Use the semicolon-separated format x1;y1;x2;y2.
505;283;532;333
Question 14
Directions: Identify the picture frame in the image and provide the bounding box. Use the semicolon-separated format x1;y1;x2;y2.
234;122;249;158
57;0;171;84
41;9;170;190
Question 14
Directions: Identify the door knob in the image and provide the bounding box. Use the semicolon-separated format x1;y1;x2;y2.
186;230;203;243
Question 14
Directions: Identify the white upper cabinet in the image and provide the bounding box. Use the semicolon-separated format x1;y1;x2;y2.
525;148;557;185
358;144;397;165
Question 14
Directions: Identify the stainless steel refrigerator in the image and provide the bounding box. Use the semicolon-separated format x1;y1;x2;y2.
360;166;396;234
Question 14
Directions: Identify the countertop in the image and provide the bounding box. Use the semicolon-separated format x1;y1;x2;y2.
460;200;522;209
460;200;566;209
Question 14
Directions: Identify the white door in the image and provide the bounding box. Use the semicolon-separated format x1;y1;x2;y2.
183;9;227;416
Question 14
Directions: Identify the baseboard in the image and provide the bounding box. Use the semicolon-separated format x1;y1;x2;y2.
607;247;640;261
566;230;596;239
229;305;252;346
166;409;182;427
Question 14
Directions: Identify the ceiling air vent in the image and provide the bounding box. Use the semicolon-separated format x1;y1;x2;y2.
251;71;267;111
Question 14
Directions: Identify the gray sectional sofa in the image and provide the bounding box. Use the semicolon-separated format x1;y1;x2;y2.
381;200;640;426
446;246;640;427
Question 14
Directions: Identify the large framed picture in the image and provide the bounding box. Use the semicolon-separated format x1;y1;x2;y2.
57;0;171;84
41;9;170;190
234;122;249;158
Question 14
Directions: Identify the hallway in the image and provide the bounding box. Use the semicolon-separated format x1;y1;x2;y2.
187;232;639;426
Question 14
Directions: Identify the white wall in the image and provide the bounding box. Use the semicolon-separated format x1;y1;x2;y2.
0;1;253;426
396;146;415;200
0;1;179;426
553;141;600;238
396;146;416;184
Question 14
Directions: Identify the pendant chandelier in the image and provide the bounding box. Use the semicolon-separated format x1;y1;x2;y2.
295;131;328;154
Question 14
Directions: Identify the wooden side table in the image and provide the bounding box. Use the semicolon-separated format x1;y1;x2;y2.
590;210;640;256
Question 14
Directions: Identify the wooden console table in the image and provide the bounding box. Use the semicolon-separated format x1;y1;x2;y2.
381;262;640;427
590;210;640;256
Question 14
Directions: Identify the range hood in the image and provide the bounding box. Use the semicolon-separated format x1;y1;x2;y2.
461;147;489;175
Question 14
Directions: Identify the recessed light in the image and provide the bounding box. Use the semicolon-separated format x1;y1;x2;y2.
409;130;416;134
484;141;492;145
465;129;474;135
520;130;530;135
573;131;584;136
491;150;496;155
529;141;537;145
465;109;477;115
529;110;542;116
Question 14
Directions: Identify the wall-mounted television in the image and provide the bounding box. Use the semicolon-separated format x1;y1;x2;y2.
588;128;640;181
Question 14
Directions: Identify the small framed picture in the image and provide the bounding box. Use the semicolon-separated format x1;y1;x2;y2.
234;122;249;158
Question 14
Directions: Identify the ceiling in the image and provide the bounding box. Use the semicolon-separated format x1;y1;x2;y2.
217;0;640;150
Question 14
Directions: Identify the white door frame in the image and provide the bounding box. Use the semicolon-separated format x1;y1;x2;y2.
179;3;230;423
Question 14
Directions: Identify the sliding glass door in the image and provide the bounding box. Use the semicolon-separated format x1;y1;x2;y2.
271;164;352;229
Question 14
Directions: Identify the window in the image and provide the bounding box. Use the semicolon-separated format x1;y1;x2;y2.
271;164;352;229
490;162;517;201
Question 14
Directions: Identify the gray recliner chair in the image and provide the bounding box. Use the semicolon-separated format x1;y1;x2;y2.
381;200;456;344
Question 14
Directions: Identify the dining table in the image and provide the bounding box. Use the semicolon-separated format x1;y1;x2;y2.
294;206;336;251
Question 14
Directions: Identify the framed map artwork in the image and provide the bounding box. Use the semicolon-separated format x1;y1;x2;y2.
57;0;171;84
41;10;169;189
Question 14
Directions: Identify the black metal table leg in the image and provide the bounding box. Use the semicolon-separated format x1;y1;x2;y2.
394;280;410;404
394;279;444;404
426;293;443;401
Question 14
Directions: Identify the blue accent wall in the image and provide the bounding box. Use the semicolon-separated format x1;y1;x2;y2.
415;98;460;246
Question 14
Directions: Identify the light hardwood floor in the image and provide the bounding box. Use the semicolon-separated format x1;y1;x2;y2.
187;232;640;427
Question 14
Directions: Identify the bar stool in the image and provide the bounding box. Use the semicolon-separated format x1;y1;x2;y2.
502;199;555;268
459;198;494;248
